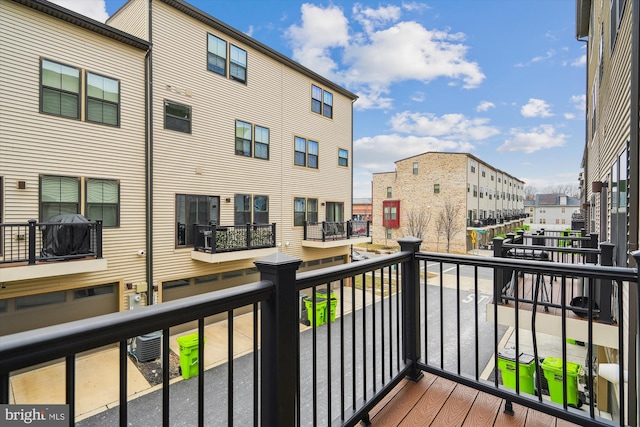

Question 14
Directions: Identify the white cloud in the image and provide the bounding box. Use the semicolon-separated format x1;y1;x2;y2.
564;113;576;119
498;125;567;153
48;0;109;22
285;4;350;78
476;101;495;112
570;94;586;111
401;2;430;13
515;49;556;67
521;98;553;118
285;4;484;110
355;134;474;172
570;54;586;67
411;92;426;102
389;111;499;140
353;3;401;34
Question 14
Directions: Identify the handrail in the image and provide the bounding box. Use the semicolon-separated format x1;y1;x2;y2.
0;280;273;373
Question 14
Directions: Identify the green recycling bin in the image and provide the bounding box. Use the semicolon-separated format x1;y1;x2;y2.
316;288;338;322
304;297;327;326
176;333;204;380
497;348;536;395
541;357;581;407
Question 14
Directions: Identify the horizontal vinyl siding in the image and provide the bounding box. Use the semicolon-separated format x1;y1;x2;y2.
150;2;352;282
0;1;147;296
106;0;148;41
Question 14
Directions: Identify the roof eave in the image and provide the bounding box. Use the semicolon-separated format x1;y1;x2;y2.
576;0;592;39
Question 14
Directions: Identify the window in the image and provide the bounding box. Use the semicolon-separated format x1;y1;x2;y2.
413;162;419;174
207;34;227;76
473;185;478;197
294;197;317;226
479;187;484;198
386;228;392;239
74;283;115;299
164;100;191;133
386;187;392;198
434;184;440;194
491;173;495;181
470;161;476;173
255;125;269;159
253;195;269;224
325;202;344;222
234;194;269;225
41;59;80;119
230;45;247;83
467;184;470;193
481;166;486;177
234;194;251;225
86;178;119;227
294;137;318;169
86;73;119;126
311;84;333;118
176;195;219;247
382;200;400;228
235;120;252;156
40;175;80;221
16;291;66;310
338;149;348;167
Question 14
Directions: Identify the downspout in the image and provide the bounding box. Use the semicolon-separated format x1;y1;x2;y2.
146;0;154;304
629;0;639;265
576;34;589;232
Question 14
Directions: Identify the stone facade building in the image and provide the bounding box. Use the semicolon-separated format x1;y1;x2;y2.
372;152;525;253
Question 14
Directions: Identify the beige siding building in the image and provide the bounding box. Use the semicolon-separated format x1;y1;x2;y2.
575;0;639;418
0;0;362;334
372;152;525;253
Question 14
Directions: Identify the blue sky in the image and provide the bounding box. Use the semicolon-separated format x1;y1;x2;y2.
52;0;586;198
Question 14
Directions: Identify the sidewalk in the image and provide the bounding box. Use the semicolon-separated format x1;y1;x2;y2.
7;284;376;422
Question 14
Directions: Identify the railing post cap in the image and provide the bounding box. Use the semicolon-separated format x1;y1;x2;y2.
631;250;640;263
600;241;615;249
398;236;423;251
254;252;302;269
28;219;37;223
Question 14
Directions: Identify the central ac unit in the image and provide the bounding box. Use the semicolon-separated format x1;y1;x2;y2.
135;331;161;362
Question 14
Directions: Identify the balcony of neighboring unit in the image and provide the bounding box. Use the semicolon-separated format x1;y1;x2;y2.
302;220;371;248
467;213;529;228
486;230;620;349
191;223;278;263
0;218;106;282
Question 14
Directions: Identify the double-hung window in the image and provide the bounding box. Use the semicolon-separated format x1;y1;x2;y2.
254;125;269;159
338;149;348;167
294;137;318;169
207;34;227;76
235;194;271;225
86;178;119;227
311;84;333;118
41;59;80;119
40;175;80;221
230;45;247;83
164;101;191;133
235;120;252;156
294;197;318;226
236;121;269;159
86;73;119;126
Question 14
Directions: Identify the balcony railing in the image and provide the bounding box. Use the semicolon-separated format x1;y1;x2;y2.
0;219;103;265
303;220;371;242
1;238;638;426
193;223;276;254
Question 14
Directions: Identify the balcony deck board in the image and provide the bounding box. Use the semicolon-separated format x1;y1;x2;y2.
370;376;581;427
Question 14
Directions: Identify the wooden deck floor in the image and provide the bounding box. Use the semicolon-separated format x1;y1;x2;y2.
368;373;580;427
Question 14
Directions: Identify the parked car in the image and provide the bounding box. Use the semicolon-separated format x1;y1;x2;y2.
351;249;368;262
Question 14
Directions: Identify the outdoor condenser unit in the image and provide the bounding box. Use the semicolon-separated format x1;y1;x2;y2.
135;331;161;362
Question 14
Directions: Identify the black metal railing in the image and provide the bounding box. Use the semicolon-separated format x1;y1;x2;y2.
1;239;638;427
0;219;102;265
303;220;371;242
193;223;276;254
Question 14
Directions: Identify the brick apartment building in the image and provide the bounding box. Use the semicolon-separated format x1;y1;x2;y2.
372;152;525;253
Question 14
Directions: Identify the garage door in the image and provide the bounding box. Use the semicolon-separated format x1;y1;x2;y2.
0;283;118;336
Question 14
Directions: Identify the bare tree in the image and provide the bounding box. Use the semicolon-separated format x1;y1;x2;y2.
524;185;537;201
404;210;431;240
437;201;462;253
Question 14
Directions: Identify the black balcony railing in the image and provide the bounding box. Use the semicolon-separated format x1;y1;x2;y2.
0;219;103;265
1;239;638;427
303;220;371;242
193;223;276;254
